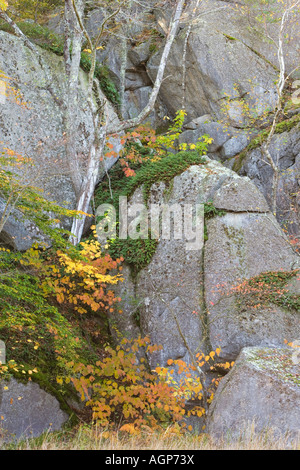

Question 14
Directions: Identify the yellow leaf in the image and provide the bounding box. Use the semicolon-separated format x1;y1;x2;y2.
0;1;8;12
120;424;136;434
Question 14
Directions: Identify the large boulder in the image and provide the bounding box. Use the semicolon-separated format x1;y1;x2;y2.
207;346;300;443
205;212;300;361
108;157;300;370
0;378;69;441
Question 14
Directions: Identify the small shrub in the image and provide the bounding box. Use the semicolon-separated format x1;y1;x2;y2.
67;336;223;432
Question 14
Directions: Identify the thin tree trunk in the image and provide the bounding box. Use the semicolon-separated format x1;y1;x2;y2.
181;0;201;110
1;0;186;246
260;2;298;216
69;132;106;245
69;0;186;245
109;0;185;135
64;0;85;199
119;35;127;119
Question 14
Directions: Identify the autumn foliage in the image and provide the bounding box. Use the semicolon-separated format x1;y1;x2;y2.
45;228;124;315
105;110;213;178
65;336;224;432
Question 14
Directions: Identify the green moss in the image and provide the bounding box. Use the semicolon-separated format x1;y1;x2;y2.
0;21;120;107
219;31;279;71
79;52;120;107
0;21;62;46
203;201;226;242
232;150;248;173
223;225;247;276
232;114;300;173
223;33;237;41
243;45;279;72
95;151;207;276
245;348;300;386
109;236;158;279
204;201;226;219
95;150;206;208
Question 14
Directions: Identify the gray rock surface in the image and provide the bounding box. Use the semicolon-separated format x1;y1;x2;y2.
238;122;300;238
0;378;68;441
207;347;300;443
110;158;300;369
179;117;253;160
0;31;120;248
147;2;279;123
124;85;168;128
205;211;300;360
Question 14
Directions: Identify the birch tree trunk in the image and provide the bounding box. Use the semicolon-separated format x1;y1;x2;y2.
68;0;186;245
64;0;85;199
0;0;186;246
181;0;201;110
261;0;300;216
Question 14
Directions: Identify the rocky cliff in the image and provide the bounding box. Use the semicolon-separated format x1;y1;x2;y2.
109;157;300;367
0;1;299;443
0;30;121;249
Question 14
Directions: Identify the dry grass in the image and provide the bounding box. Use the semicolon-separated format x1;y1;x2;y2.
2;423;299;450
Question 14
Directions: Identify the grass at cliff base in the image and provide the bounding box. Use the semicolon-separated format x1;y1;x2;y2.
2;423;299;450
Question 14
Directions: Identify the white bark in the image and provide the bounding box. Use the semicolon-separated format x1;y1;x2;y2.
69;0;186;245
64;0;85;198
181;0;201;110
109;0;185;135
69;127;107;245
0;0;186;246
261;0;300;216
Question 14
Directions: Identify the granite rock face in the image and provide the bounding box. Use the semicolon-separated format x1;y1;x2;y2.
110;157;300;369
207;347;300;443
147;0;281;123
205;211;300;360
0;31;120;249
84;0;300;236
0;378;69;441
237;122;300;239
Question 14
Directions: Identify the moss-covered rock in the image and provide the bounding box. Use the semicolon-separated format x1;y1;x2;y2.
95;151;207;278
107;155;300;373
232;114;300;173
